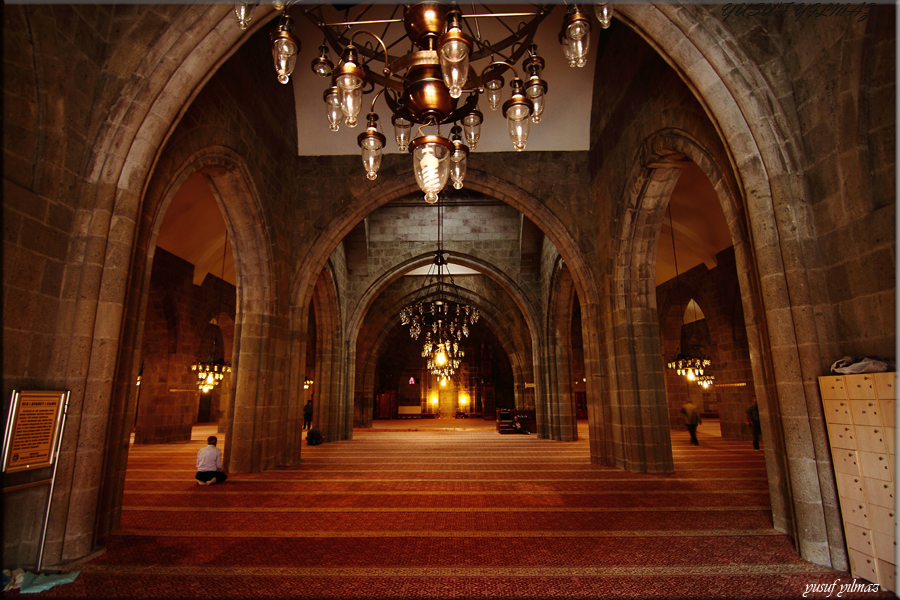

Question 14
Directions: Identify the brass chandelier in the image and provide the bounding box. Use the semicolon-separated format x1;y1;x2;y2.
235;1;614;203
191;232;232;393
398;201;479;383
663;203;713;386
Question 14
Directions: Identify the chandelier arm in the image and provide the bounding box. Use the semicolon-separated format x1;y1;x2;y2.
469;0;483;41
467;6;551;63
352;2;375;25
461;12;543;19
369;87;385;113
478;60;520;82
323;18;404;27
348;30;392;76
468;4;520;39
377;5;403;56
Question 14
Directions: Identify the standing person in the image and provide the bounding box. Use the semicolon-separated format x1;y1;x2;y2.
680;401;702;446
195;435;227;486
303;400;313;431
746;396;762;450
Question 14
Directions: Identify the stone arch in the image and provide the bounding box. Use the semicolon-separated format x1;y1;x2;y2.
612;117;838;566
355;275;531;426
611;13;845;569
52;2;838;569
544;257;580;442
86;146;277;564
291;169;599;337
285;173;602;450
146;149;276;473
347;250;540;430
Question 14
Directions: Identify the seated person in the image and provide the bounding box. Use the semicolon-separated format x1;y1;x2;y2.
512;416;530;434
306;428;324;446
195;435;227;486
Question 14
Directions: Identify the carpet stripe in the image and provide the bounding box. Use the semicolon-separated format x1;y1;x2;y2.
122;489;768;495
123;476;767;482
111;529;784;538
80;564;833;577
121;505;773;513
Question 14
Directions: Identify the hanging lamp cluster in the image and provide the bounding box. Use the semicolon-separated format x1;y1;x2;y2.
667;354;711;382
190;232;233;393
237;1;614;204
399;249;480;343
696;373;715;389
192;350;232;394
663;203;714;387
399;200;480;382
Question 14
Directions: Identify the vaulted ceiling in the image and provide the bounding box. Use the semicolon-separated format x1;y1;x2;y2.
156;7;732;290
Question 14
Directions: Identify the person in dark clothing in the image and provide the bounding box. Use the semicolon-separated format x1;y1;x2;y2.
303;400;313;431
512;416;530;434
306;428;324;446
680;401;701;445
746;396;762;450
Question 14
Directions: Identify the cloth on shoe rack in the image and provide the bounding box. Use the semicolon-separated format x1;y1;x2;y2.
830;356;894;374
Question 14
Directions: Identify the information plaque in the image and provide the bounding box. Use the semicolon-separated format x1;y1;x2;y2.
3;390;68;473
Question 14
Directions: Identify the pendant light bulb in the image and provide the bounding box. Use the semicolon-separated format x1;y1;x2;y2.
392;114;412;152
485;76;505;110
449;126;468;190
502;78;534;151
234;2;257;30
595;2;614;28
438;11;472;99
270;16;300;84
358;113;386;181
324;86;342;132
524;45;547;124
333;46;366;127
561;6;591;68
411;135;453;204
420;147;440;202
462;107;483;150
311;44;334;78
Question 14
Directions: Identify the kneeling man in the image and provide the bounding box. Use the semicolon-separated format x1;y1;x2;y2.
196;435;227;486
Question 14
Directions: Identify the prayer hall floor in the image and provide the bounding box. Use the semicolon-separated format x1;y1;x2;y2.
25;421;893;600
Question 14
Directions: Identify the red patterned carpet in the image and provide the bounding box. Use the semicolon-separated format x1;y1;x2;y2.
22;422;894;600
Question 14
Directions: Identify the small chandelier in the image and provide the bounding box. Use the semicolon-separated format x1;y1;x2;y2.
667;354;711;382
303;376;314;390
424;338;463;380
192;343;232;394
696;374;715;389
242;3;614;202
190;231;232;393
399;250;480;341
664;203;713;381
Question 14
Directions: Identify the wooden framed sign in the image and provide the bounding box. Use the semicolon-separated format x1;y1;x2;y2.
3;390;68;473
